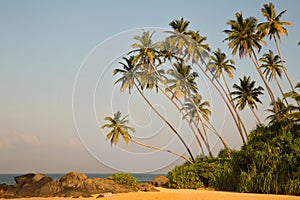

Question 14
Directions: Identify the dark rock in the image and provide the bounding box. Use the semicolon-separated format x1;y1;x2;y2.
14;173;35;185
0;172;138;198
15;174;53;197
152;176;168;187
60;172;87;189
35;180;61;197
138;182;159;192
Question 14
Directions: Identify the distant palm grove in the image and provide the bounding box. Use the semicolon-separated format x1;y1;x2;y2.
102;2;300;195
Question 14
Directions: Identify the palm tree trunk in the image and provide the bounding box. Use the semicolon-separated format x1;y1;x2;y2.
273;35;295;92
186;91;229;153
134;83;196;163
195;61;247;144
149;61;212;157
249;51;279;116
156;85;206;156
130;138;193;164
221;73;249;137
249;106;262;124
274;76;289;106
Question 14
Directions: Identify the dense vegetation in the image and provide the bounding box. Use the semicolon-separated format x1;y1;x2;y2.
167;123;300;195
101;2;300;195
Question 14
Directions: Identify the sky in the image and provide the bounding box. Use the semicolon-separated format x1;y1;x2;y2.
0;0;299;174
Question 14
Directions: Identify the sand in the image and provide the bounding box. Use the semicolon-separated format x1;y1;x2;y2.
2;188;299;200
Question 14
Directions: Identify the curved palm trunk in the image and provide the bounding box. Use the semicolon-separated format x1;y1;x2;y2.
221;73;249;137
130;138;193;164
273;35;295;92
249;51;279;116
186;92;229;153
249;106;262;124
274;76;289;106
150;61;212;157
195;61;247;144
134;83;196;163
273;35;300;107
156;85;207;156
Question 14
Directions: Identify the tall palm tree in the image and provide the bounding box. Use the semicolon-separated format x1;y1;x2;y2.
231;76;264;124
130;31;160;66
185;30;211;63
207;48;249;137
101;111;192;164
166;18;191;56
114;56;196;163
167;60;198;98
113;56;138;94
224;12;278;115
184;93;230;153
258;2;294;91
259;50;287;104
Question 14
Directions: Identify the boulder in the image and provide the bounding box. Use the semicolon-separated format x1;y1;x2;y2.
59;172;87;189
152;176;168;187
15;174;53;197
34;180;61;197
14;173;35;185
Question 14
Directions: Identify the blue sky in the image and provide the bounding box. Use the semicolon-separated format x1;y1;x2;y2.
0;0;299;173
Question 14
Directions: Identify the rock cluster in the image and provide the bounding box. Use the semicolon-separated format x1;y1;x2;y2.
0;172;166;198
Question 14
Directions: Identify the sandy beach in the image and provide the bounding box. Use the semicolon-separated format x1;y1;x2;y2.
2;188;299;200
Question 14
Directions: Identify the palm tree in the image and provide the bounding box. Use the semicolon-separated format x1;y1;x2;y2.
113;56;138;94
101;111;192;164
184;93;230;153
258;2;294;91
185;30;211;63
283;83;300;128
231;76;264;124
130;31;160;66
166;18;191;56
224;12;278;115
184;93;211;122
259;50;287;104
207;48;249;137
167;60;198;98
266;98;288;125
114;56;196;163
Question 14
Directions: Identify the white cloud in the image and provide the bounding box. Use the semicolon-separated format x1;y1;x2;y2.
0;132;42;149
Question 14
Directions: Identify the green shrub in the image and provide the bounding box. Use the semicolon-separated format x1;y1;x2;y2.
107;173;138;190
167;162;204;189
167;123;300;195
236;123;300;195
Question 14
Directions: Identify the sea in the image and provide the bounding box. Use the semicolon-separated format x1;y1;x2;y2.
0;173;166;185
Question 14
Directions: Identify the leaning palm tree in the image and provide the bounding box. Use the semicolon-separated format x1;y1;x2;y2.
101;111;192;164
114;56;196;163
207;48;249;137
259;50;287;104
231;76;264;124
185;30;211;63
167;60;198;98
224;12;278;114
166;18;192;56
258;2;294;91
283;83;300;128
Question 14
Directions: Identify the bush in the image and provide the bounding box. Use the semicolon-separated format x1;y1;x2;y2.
107;173;138;190
236;123;300;195
166;123;300;195
167;162;204;189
